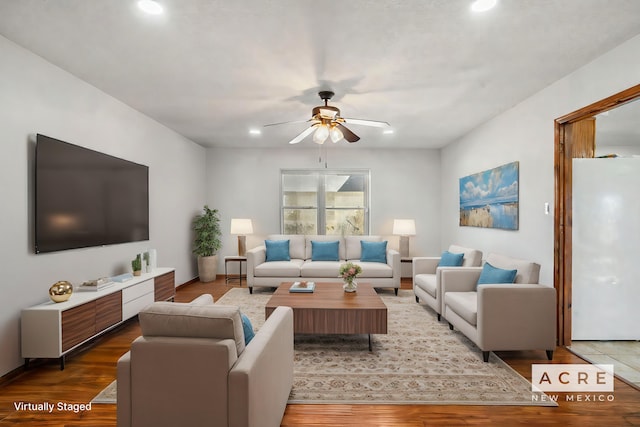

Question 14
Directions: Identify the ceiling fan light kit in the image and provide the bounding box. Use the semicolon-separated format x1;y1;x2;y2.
312;124;329;144
329;125;343;143
266;90;390;145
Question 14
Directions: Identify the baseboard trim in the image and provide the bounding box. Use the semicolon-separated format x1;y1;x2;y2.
0;363;29;387
176;277;199;290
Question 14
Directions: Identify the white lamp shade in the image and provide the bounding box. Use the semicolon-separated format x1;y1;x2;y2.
392;219;416;236
329;125;343;143
230;218;253;235
313;124;329;144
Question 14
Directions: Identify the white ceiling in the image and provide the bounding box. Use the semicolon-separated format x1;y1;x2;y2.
1;0;640;149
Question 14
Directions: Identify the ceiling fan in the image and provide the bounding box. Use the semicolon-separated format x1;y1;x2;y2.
264;91;390;145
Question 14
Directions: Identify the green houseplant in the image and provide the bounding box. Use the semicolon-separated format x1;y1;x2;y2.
131;254;142;276
193;205;222;282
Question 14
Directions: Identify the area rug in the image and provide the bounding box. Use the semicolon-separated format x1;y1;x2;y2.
92;380;116;403
93;288;554;406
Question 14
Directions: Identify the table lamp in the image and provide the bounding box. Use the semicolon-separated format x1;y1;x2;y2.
393;219;416;258
230;218;253;257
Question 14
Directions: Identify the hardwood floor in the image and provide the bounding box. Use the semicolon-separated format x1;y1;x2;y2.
1;278;639;426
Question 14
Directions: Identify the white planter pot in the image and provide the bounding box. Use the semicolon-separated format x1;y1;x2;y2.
197;255;218;283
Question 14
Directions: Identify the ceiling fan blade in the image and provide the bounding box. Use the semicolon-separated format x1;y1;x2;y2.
343;118;390;128
337;123;360;143
264;119;313;127
288;125;318;144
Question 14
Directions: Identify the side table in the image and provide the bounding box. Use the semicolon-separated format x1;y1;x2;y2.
224;256;247;287
401;256;414;279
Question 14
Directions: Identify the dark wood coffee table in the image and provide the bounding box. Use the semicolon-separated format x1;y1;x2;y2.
265;282;387;351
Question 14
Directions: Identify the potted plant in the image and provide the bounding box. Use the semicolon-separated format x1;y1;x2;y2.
339;262;362;292
132;254;142;276
193;205;222;282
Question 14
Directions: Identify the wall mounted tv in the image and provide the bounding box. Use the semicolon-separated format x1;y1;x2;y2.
35;134;149;253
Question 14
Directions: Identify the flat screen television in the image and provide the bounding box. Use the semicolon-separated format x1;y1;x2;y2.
35;134;149;253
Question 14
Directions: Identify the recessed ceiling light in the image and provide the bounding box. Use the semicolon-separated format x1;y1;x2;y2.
137;0;163;15
383;129;395;135
471;0;497;12
249;129;262;135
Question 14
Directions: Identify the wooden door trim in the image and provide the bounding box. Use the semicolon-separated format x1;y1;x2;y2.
554;83;640;346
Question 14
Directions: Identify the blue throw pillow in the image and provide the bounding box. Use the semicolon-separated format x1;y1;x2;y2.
265;239;290;262
311;240;340;261
477;262;517;286
439;251;464;267
240;312;255;345
360;240;387;263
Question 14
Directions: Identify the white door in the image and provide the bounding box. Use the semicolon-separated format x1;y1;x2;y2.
572;158;640;340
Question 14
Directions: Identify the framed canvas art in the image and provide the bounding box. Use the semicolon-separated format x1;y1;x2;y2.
459;161;519;230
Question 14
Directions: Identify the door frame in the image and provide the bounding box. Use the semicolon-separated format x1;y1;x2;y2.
554;83;640;345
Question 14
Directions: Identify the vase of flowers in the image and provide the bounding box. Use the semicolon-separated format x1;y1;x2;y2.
339;262;362;293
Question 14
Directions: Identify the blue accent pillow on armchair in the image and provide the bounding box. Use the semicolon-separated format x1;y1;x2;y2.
360;240;387;263
265;239;290;262
311;240;340;261
439;251;464;267
240;312;255;345
477;262;517;286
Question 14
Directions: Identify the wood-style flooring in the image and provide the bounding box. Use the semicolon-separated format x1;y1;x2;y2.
1;278;639;426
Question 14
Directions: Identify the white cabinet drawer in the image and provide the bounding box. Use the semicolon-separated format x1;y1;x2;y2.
122;292;154;320
122;279;153;303
122;279;154;320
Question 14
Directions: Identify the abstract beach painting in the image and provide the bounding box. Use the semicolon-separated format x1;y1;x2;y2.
459;161;519;230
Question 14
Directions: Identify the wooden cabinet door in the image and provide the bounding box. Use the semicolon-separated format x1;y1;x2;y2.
95;291;122;333
154;271;175;301
61;302;95;352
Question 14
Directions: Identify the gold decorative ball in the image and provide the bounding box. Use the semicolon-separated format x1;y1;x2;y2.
49;281;73;303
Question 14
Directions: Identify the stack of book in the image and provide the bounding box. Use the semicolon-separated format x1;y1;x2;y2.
78;278;114;292
289;281;315;293
111;272;134;283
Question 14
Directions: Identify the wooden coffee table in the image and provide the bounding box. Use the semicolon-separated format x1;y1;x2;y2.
265;282;387;351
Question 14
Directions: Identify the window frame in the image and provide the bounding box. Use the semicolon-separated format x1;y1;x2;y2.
280;168;371;235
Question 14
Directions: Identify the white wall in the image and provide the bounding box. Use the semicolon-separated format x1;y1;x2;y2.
595;145;640;157
0;36;207;376
441;34;640;286
207;147;441;269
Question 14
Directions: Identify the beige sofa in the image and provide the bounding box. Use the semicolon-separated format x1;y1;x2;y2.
117;294;294;427
412;244;483;321
441;253;556;362
246;234;401;294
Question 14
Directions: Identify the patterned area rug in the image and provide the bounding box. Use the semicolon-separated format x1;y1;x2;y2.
93;287;555;406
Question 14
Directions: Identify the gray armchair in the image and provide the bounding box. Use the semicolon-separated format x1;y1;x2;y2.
413;245;482;321
117;294;294;427
441;253;556;362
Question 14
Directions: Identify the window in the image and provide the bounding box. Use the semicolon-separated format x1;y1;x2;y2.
281;169;370;235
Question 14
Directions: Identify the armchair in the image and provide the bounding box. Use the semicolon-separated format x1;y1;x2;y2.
441;253;556;362
117;294;294;427
412;245;482;320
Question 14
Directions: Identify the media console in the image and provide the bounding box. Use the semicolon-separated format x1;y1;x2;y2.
21;268;175;370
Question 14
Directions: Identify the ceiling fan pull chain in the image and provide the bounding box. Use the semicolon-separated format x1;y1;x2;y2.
324;145;328;168
317;144;328;168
